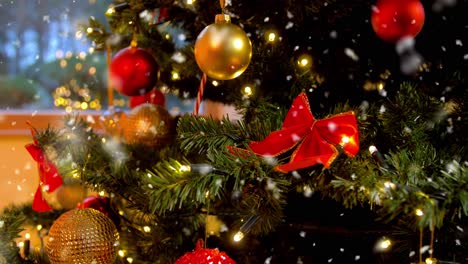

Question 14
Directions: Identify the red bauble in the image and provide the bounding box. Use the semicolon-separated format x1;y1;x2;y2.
110;47;159;96
175;240;236;264
371;0;425;43
129;88;166;109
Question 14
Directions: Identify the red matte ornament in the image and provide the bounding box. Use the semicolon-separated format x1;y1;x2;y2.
129;88;166;109
175;239;236;264
110;47;159;96
371;0;425;43
243;92;359;173
25;126;63;212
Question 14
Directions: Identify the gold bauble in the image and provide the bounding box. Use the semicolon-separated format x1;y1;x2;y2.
194;15;252;80
45;208;119;264
55;182;88;210
41;181;88;210
122;103;174;147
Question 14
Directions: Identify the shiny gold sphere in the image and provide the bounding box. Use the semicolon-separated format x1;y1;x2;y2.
122;103;174;147
45;208;119;264
194;22;252;80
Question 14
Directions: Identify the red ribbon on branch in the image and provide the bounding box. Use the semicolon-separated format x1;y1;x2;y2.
245;92;360;173
25;126;63;212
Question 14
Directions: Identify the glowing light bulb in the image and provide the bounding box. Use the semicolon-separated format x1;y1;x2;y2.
106;7;115;15
187;0;194;4
233;231;245;242
268;32;276;42
212;80;219;87
80;102;88;110
86;27;93;34
89;66;97;75
341;136;350;145
180;165;191;172
143;226;151;233
378;238;392;250
36;225;43;231
172;72;180;80
60;60;67;68
118;250;125;257
377;82;385;91
297;54;313;69
415;208;424;216
25;233;30;239
383;181;396;189
243;86;253;96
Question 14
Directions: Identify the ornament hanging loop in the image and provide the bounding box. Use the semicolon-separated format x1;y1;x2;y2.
130;30;138;48
216;0;229;23
219;0;226;11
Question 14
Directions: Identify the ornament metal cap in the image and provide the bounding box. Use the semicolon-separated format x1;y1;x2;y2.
215;14;231;23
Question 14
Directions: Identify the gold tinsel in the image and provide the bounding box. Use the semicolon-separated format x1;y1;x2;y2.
45;208;119;264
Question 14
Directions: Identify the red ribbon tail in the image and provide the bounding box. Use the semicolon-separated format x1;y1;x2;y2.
42;163;63;192
32;187;52;212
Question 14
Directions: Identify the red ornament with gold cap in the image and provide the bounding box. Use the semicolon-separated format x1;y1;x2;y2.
175;239;236;264
110;41;159;96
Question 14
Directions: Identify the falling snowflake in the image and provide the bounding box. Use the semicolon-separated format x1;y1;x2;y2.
344;48;359;61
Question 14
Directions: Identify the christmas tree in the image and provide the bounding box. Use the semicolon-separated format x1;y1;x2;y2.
1;0;467;263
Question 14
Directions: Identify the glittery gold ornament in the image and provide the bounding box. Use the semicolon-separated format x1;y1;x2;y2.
194;14;252;80
122;103;174;147
45;208;119;264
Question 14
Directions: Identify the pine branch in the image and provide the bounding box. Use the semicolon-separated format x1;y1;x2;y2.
0;207;26;263
178;115;248;156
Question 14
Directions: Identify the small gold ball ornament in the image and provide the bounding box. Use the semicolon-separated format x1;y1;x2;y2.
122;103;174;147
55;181;88;210
194;14;252;80
45;208;119;264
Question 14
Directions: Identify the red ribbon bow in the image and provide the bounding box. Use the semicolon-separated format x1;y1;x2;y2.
25;126;63;212
248;92;359;173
